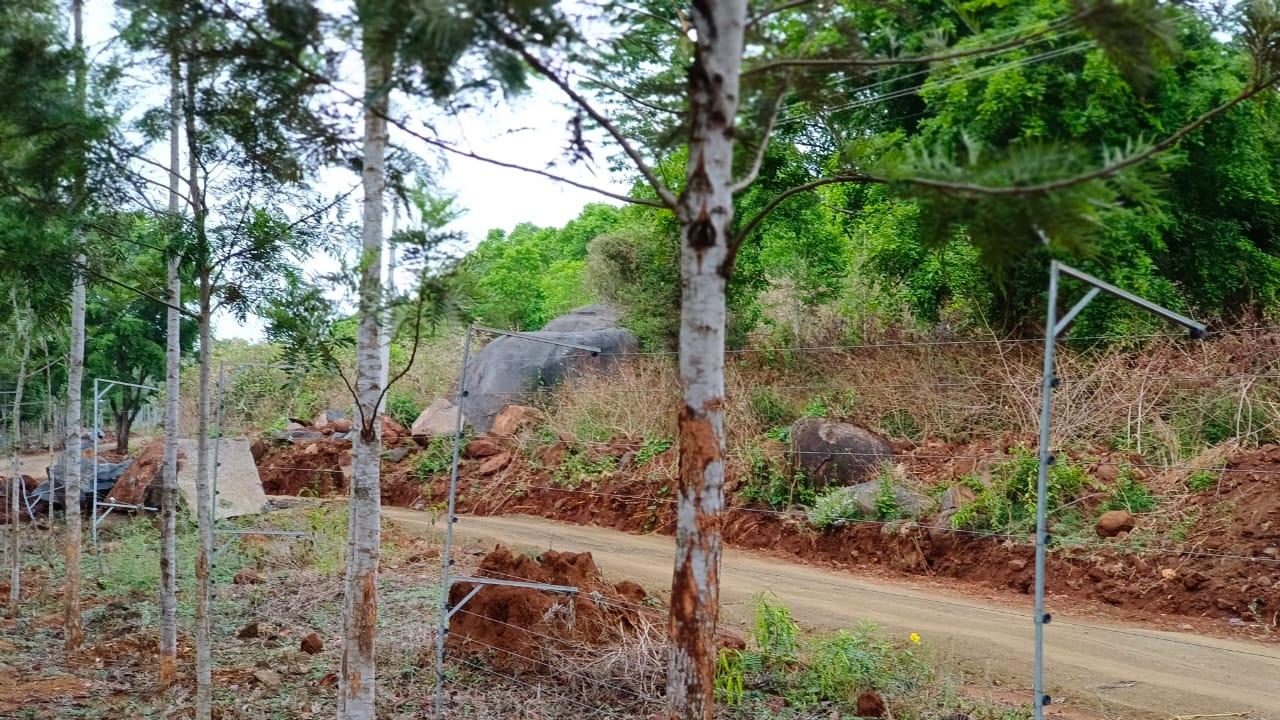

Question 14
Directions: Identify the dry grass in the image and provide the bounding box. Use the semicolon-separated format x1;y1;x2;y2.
532;330;1280;471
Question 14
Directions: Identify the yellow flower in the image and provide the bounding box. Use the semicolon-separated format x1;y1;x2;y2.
909;632;921;645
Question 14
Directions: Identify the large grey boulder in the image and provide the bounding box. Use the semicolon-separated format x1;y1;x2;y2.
791;418;894;489
461;305;638;433
820;480;935;521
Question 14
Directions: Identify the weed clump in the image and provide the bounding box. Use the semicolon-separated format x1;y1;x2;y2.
949;448;1088;534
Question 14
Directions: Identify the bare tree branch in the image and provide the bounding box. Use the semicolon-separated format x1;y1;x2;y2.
742;13;1078;77
731;84;788;193
211;0;667;211
747;0;817;29
733;173;883;246
494;29;681;210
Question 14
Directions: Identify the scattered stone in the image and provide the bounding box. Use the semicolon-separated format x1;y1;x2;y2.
1161;568;1177;581
940;484;976;513
331;418;353;434
822;477;935;519
252;669;282;687
237;622;260;640
313;409;346;429
478;452;513;475
856;690;887;718
412;398;460;443
463;438;503;459
380;414;408;445
716;626;748;651
1094;463;1119;483
490;404;547;438
1181;572;1207;591
250;439;268;462
234;568;262;585
285;422;306;432
614;580;647;605
790;418;894;488
1095;510;1136;538
383;447;411;464
1009;558;1028;572
538;443;567;468
1215;597;1238;612
300;632;324;655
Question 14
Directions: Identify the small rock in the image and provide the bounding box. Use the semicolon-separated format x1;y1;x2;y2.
383;446;411;464
478;452;513;475
252;669;282;687
234;568;262;585
463;438;503;459
1182;572;1207;591
313;409;346;429
412;398;461;442
856;690;887;718
1214;597;1237;612
537;443;567;467
1095;510;1136;538
1161;568;1177;581
1008;558;1028;572
331;418;353;434
237;622;260;640
940;484;976;513
1263;547;1278;558
1094;463;1119;483
250;439;268;462
300;632;324;654
490;404;547;437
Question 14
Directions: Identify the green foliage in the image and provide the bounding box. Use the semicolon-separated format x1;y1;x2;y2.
633;436;672;467
751;594;800;669
874;470;903;521
1103;468;1157;513
1186;469;1218;492
749;389;796;428
792;623;932;707
553;445;617;487
950;448;1089;533
740;447;814;509
807;486;863;530
715;649;749;706
880;409;922;441
415;439;454;478
385;389;420;431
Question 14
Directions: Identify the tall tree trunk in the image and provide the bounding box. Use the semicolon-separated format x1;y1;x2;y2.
185;53;214;720
158;42;182;689
43;339;54;528
8;305;31;615
114;395;133;454
63;0;87;652
666;2;746;718
337;44;389;720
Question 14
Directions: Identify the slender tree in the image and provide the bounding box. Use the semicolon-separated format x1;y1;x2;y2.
7;295;32;614
158;37;183;688
62;0;88;652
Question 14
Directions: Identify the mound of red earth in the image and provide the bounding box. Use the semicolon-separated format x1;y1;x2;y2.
257;441;351;496
446;545;655;669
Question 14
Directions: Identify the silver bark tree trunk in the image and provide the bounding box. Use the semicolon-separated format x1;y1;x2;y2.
158;42;182;689
667;1;746;718
338;44;389;720
63;0;87;654
8;303;31;614
184;55;214;720
63;258;86;651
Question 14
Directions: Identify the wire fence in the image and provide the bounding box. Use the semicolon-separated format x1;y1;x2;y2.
414;324;1280;719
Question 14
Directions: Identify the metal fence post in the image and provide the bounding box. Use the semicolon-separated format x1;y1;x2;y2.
435;325;474;720
1032;262;1059;720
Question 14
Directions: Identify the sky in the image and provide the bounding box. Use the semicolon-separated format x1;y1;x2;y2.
82;0;632;341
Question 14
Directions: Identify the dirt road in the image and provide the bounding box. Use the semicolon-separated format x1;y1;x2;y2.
386;509;1280;720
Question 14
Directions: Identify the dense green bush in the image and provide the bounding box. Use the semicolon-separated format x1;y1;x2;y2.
949;448;1089;534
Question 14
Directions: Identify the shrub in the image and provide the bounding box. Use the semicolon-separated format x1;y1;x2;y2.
633;436;672;467
749;389;795;428
414;439;454;478
874;470;902;521
385;390;420;431
880;409;922;441
1186;469;1217;492
808;486;863;530
751;594;800;669
949;448;1088;534
740;447;813;508
1103;469;1157;513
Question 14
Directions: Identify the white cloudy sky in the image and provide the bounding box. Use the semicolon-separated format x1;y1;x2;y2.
81;0;632;341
